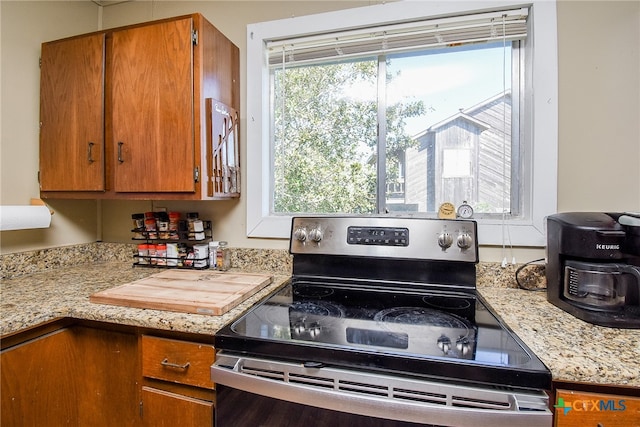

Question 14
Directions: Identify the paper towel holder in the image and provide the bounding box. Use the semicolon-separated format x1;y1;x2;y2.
30;198;54;215
0;198;54;231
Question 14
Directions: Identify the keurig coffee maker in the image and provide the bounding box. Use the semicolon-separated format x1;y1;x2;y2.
546;212;640;328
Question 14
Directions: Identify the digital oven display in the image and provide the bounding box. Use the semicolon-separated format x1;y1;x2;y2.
347;226;409;247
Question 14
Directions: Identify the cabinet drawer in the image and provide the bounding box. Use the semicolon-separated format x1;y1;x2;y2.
142;335;215;389
554;389;640;427
141;386;213;426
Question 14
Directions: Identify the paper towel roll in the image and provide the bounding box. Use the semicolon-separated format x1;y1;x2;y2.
0;205;52;231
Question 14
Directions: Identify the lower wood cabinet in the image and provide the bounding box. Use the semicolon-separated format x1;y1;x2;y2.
1;328;78;425
554;387;640;427
1;325;139;427
1;322;215;427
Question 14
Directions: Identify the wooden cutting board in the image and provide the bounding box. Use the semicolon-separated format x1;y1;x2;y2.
90;270;273;316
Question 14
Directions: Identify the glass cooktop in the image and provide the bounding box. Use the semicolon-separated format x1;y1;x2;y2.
215;280;552;390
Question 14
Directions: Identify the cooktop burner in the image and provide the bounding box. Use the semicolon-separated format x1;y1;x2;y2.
373;306;471;329
290;301;345;318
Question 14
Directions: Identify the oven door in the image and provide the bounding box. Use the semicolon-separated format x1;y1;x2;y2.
212;352;552;427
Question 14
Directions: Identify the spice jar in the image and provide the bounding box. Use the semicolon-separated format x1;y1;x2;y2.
168;212;181;239
157;212;170;240
132;213;146;239
132;213;145;230
177;243;188;267
187;212;205;240
216;241;230;271
208;241;219;269
148;244;157;265
193;243;209;268
156;243;167;266
144;212;158;239
137;243;149;265
166;243;179;267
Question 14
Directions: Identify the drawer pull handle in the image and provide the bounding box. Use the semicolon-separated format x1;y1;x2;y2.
88;142;95;163
161;358;190;370
117;141;124;163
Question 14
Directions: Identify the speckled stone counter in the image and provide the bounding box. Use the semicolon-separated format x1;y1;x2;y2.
478;286;640;389
1;244;639;389
0;261;290;337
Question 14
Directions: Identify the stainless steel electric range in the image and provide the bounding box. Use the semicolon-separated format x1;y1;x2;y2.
212;216;552;427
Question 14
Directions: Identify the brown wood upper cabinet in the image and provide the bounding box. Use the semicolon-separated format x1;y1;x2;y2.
39;14;240;200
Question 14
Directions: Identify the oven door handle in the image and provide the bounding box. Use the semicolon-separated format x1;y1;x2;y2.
211;354;552;427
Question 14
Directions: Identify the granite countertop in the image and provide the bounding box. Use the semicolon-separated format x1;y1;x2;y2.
2;257;639;389
477;286;640;388
0;262;290;338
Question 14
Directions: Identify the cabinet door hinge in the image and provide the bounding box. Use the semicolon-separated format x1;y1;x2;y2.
39;57;42;68
194;166;200;183
192;30;198;46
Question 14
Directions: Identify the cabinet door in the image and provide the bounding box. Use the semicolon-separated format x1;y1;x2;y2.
1;326;139;427
110;17;196;193
40;33;105;191
555;389;640;426
1;329;79;426
72;326;139;427
142;386;213;427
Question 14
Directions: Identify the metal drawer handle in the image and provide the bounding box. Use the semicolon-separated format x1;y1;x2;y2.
117;141;124;163
161;358;190;370
88;142;95;163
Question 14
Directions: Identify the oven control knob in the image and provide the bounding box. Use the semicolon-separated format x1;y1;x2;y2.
456;336;471;355
437;335;452;354
292;321;305;336
457;233;473;250
308;322;321;338
308;228;323;243
437;232;453;250
294;227;308;242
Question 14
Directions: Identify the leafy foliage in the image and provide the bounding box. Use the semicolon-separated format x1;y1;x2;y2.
273;59;424;214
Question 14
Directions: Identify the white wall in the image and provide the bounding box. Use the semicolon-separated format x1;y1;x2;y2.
0;1;102;252
1;1;639;262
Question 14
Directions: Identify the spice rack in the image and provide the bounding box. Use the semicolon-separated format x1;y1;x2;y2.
131;212;213;269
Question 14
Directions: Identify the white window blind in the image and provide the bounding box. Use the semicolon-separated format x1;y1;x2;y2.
267;7;528;67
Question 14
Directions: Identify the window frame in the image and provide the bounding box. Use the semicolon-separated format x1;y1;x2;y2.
246;0;558;246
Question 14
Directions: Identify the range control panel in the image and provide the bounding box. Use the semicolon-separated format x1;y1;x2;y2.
290;216;478;263
347;226;409;247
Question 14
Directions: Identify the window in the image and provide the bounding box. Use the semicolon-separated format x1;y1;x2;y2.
246;1;558;246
